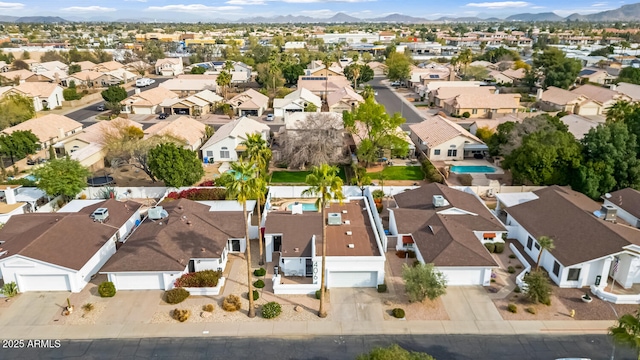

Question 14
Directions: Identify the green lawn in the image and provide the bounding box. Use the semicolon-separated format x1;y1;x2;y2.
270;167;347;183
368;166;424;181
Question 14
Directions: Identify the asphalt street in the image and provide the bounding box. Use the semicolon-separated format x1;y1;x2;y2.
370;77;426;129
3;334;633;360
64;78;170;124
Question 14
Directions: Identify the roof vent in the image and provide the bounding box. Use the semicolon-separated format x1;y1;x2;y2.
149;206;169;220
327;212;342;225
433;195;448;208
342;210;348;214
346;231;353;236
344;220;351;225
601;204;617;222
294;247;300;253
347;244;355;248
91;208;109;223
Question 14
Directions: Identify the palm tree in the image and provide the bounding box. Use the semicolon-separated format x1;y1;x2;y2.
268;54;280;101
610;310;640;360
241;133;272;265
302;164;344;318
217;71;232;100
535;235;555;271
226;161;259;318
321;56;332;112
607;100;634;123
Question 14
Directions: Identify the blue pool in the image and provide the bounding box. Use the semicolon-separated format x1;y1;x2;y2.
287;202;318;211
450;165;496;174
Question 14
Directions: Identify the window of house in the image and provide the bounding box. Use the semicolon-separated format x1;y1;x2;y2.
527;236;533;250
567;268;581;281
206;151;213;157
447;149;457;157
220;147;230;159
553;261;560;276
534;242;541;250
434;149;440;155
472;109;477;115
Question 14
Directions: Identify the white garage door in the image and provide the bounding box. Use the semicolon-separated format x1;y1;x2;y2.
328;271;377;288
113;273;164;290
20;275;71;292
441;268;484;286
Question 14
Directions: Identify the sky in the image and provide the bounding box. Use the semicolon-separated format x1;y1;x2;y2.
0;0;633;21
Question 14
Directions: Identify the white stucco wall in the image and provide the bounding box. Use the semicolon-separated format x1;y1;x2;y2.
427;137;467;161
0;256;78;292
325;256;386;285
201;136;238;163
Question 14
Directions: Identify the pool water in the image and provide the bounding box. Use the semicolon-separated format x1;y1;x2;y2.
450;165;496;174
287;202;318;211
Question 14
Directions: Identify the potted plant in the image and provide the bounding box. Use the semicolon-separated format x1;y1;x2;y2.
581;293;592;303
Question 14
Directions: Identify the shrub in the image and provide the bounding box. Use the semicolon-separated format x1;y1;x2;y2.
174;270;222;288
372;189;384;199
484;243;496;253
166;188;227;201
526;307;537;315
396;250;406;258
253;279;265;288
0;282;18;298
203;304;215;312
254;268;266;277
494;243;505;253
171;308;191;322
98;281;116;298
402;263;447;302
459;174;473;186
507;266;516;274
82;303;94;312
392;308;406;318
377;284;387;293
507;303;517;313
250;290;259;301
407;250;416;259
514;285;521;293
165;288;190;304
315;289;328;299
261;301;282;319
509;254;517;259
222;295;242;312
462;111;471;118
524;270;552;305
515;264;523;270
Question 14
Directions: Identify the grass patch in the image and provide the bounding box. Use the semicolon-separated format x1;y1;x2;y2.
270;167;346;183
368;166;424;181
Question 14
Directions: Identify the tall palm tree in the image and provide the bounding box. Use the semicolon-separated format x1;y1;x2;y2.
321;56;332;112
302;164;344;318
607;100;634;123
226;161;259;318
535;235;555;271
217;71;232;100
268;53;280;101
241;133;272;265
610;310;640;360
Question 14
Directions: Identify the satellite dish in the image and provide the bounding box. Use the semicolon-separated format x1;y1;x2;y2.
605;193;612;199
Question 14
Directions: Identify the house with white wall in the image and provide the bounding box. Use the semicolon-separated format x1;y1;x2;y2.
227;89;269;117
1;114;83;150
121;87;179;115
273;87;321;118
0;200;142;292
263;198;386;294
155;58;184;76
5;82;64;111
409;114;487;161
200;116;270;164
604;188;640;229
503;186;640;304
100;199;253;291
388;184;505;286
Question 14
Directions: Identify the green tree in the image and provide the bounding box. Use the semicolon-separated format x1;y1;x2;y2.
281;63;305;85
0;130;39;164
101;86;128;115
607;100;635;123
226;160;260;318
535;236;555;271
524;270;552;305
617;67;640;85
190;66;206;74
357;344;435;360
33;157;91;200
402;263;447;302
463;65;489;81
610;309;640;360
576;122;640;198
305;102;318;112
216;71;231;100
12;59;29;70
474;126;494;143
63;80;82;101
68;64;81;75
385;52;411;83
343;97;409;166
302;164;344;318
458;47;473;75
0;93;36;130
344;64;374;89
148;143;204;188
533;48;582;89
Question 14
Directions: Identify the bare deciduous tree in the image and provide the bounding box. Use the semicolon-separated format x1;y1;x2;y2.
281;113;347;169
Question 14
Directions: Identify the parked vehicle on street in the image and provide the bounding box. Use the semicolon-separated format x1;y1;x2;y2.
158;113;168;120
266;114;274;121
136;78;155;87
96;104;105;111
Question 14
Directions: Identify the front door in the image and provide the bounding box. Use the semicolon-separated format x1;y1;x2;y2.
230;240;241;252
274;236;282;252
305;259;313;277
188;259;195;273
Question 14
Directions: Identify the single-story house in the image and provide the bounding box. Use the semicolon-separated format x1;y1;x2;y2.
93;61;124;73
388;184;505;285
200;116;270;164
0;199;142;292
604;188;640;229
159;89;222;117
273;87;321;118
367;61;387;77
5;82;64;111
144;116;207;151
155;58;184;76
121;87;179;115
409;114;487;161
2;114;83;150
560;114;605;140
0;185;28;224
503;186;640;303
443;92;521;119
264;198;385;293
0;69;39;84
100;199;251;291
614;82;640;102
160;75;218;97
538;86;603;116
432;86;496;108
571;84;631;114
327;86;364;114
227;88;269;117
296;75;352;98
578;68;616;85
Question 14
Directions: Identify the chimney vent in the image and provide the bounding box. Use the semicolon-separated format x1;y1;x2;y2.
346;231;353;236
601;204;617;222
347;244;355;248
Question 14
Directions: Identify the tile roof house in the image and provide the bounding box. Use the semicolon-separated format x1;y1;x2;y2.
0;69;39;84
160;75;218;97
155;58;184;76
2;114;83;150
296;74;352;98
538;86;603;116
72;61;98;72
432;86;496;107
200;116;270;164
264;198;385;293
273;87;322;118
159;89;222;117
0;199;142;292
560;114;605;140
502;186;640;303
578;67;616;85
614;82;640;102
144;116;207;151
443;92;521;119
327;86;364;114
5;82;64;111
571;84;631;114
121;87;179;115
388;184;505;285
227;88;269;117
604;188;640;229
93;60;124;72
100;199;249;291
409;114;487;161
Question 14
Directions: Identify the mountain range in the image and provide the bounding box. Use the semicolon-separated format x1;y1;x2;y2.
3;3;640;24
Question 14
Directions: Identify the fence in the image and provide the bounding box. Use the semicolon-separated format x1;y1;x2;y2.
510;242;531;290
36;195;64;213
272;275;319;295
62;92;104;108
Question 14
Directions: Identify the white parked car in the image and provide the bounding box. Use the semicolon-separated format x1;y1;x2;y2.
136;78;155;87
266;114;274;121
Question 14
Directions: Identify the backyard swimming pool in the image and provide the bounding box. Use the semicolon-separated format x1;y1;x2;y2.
450;165;496;174
287;202;318;211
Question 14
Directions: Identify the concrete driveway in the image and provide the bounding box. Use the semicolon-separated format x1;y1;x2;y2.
442;286;502;321
330;288;384;322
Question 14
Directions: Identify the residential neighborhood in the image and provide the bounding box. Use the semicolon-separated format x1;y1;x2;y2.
3;2;640;358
